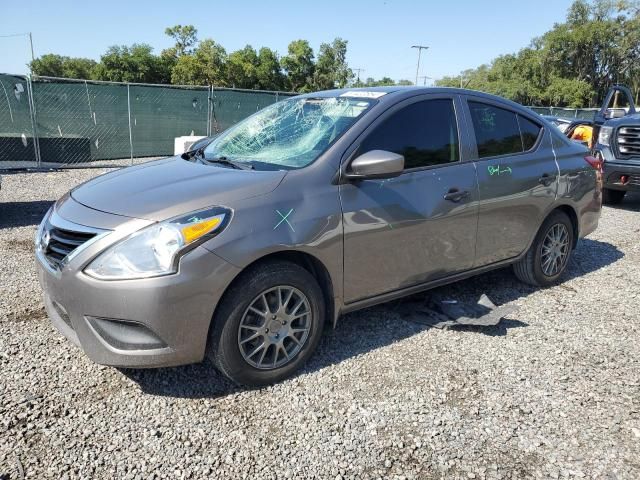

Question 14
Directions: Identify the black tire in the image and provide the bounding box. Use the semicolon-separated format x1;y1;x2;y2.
513;210;574;287
207;261;325;386
602;188;626;205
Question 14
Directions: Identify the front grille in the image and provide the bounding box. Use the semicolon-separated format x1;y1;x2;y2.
616;126;640;157
43;222;96;269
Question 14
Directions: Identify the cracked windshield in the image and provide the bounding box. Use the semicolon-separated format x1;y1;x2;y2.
203;96;374;169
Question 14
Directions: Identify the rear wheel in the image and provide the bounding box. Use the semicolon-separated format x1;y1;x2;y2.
602;188;626;205
207;261;325;386
513;210;574;287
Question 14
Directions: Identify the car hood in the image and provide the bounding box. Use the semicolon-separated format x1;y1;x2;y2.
71;157;287;222
603;113;640;127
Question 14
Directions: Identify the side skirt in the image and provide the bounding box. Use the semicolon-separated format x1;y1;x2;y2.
338;255;523;316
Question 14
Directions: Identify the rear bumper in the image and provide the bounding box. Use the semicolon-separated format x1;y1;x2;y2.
602;161;640;191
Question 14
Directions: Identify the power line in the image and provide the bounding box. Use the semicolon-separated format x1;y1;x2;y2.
0;32;35;70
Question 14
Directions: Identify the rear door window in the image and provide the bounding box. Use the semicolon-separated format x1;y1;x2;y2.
469;102;522;158
359;98;459;169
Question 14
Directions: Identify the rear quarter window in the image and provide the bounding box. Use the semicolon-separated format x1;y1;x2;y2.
518;115;542;150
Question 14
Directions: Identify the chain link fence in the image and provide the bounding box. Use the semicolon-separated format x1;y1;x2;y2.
0;74;39;167
0;74;295;170
1;74;601;171
527;106;598;120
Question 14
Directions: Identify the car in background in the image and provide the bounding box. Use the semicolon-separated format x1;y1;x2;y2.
36;87;602;386
542;115;594;145
591;85;640;204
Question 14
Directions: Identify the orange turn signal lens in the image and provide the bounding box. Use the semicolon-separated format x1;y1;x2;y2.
180;217;222;243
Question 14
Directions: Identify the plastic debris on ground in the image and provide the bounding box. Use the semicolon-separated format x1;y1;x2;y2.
396;293;518;329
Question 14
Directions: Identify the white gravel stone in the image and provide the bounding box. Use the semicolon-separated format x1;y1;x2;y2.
1;169;639;479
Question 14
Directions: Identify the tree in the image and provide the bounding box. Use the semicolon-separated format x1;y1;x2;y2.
436;0;639;107
30;54;97;79
93;44;171;83
313;38;353;90
281;40;315;92
171;39;227;86
164;25;198;57
256;47;286;91
226;45;259;89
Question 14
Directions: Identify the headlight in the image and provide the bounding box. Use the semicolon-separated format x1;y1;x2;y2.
598;126;613;146
84;207;230;280
35;207;53;253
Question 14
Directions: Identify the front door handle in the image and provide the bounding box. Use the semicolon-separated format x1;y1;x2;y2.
538;173;555;186
443;188;470;202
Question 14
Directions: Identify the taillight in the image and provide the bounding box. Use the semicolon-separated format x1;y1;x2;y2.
584;155;603;173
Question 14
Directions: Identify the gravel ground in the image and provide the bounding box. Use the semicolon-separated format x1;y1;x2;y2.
1;169;639;479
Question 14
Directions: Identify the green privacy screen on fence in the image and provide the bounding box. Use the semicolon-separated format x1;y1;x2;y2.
0;74;38;165
0;74;599;169
0;74;295;168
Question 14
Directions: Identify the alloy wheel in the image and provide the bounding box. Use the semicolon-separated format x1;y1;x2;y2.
540;223;570;277
237;286;312;370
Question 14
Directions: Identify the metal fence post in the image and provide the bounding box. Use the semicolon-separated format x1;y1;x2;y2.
127;83;133;166
26;75;41;167
207;85;212;136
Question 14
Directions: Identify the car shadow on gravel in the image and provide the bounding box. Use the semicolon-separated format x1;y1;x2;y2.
121;238;622;398
605;192;640;212
0;200;53;229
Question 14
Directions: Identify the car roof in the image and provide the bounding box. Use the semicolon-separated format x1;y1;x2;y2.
296;86;539;115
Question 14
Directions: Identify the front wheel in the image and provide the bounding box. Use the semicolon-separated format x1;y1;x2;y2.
513;210;574;287
602;188;626;205
207;261;325;386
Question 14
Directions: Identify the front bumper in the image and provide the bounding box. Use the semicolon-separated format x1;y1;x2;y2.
36;201;240;368
602;161;640;192
595;146;640;192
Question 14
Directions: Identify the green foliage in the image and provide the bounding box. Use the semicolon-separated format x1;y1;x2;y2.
170;39;227;86
93;44;171;83
30;54;97;79
355;77;411;87
436;0;639;107
164;25;198;57
29;26;377;94
226;45;260;89
281;40;315;92
256;48;287;91
313;38;353;90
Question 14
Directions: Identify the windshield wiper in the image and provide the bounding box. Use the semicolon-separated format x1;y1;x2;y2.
204;156;254;170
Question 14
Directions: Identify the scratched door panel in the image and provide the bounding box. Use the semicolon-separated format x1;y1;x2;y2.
341;162;478;303
473;135;558;266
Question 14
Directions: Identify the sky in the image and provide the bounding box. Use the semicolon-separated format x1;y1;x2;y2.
0;0;576;84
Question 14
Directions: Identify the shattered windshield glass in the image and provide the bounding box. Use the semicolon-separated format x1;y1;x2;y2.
203;97;374;169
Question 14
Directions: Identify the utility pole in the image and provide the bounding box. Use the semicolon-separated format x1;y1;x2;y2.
418;76;433;86
28;32;35;66
353;68;365;86
411;45;429;86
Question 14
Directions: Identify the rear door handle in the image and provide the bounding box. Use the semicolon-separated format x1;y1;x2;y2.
443;188;470;202
538;173;555;186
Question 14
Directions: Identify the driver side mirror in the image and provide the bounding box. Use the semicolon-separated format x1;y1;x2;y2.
345;150;404;180
604;108;626;119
